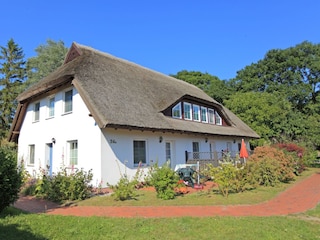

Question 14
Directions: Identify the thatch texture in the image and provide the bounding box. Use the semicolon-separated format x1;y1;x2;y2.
9;42;259;141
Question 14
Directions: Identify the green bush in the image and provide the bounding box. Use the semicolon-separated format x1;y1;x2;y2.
250;158;280;187
110;174;138;201
206;163;238;197
35;168;93;203
0;144;23;212
148;162;179;200
109;161;145;201
249;146;295;184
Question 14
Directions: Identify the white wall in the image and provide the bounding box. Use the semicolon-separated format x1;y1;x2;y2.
18;87;101;185
100;129;243;185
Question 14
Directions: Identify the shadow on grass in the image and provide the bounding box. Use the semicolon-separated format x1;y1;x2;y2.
0;207;48;240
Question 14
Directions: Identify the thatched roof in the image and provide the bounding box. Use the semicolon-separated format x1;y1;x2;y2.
9;42;259;142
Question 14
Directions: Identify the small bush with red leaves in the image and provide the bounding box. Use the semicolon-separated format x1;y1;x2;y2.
248;146;295;185
275;143;304;155
274;143;306;174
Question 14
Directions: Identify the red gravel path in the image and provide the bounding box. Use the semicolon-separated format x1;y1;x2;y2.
14;172;320;218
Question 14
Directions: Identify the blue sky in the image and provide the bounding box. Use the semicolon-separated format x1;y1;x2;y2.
2;0;320;80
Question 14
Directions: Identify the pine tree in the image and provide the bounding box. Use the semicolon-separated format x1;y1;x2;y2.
0;39;26;138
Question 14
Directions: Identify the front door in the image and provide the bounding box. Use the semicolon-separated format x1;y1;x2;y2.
45;143;53;176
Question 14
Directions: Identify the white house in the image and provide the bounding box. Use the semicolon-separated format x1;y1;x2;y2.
8;43;259;186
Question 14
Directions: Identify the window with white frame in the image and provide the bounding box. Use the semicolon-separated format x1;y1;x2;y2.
68;140;78;165
34;102;40;122
64;89;73;113
48;96;55;118
28;144;35;165
170;101;225;126
172;103;181;119
193;104;200;121
201;107;208;123
183;102;192;120
133;140;146;165
208;108;215;124
215;111;222;125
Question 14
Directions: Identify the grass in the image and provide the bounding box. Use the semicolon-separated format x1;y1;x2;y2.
0;208;320;240
76;167;319;207
0;168;319;240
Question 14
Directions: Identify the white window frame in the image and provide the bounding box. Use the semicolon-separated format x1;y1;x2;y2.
68;140;78;166
133;140;147;165
192;104;200;122
47;96;55;118
172;103;182;119
208;108;215;124
64;89;73;114
201;107;208;123
215;111;222;125
183;102;192;120
28;144;35;165
33;102;40;122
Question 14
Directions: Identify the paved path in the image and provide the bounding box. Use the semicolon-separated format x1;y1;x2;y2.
14;172;320;218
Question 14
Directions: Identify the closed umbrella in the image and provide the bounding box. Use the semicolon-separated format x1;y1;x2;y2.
239;139;249;164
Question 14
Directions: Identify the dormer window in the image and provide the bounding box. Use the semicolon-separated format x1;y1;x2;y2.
170;100;225;126
215;112;222;125
183;102;192;120
208;108;215;124
193;104;200;121
201;107;208;123
172;103;182;119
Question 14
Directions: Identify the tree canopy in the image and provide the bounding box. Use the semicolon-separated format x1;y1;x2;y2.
26;39;68;88
172;41;320;149
171;70;230;104
0;39;26;138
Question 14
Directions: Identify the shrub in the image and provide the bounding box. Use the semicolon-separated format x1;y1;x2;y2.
109;162;144;201
110;173;139;201
0;144;23;212
148;162;179;200
250;158;280;187
35;168;93;203
249;146;295;184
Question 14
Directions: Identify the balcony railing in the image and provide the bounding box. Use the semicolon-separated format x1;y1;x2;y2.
185;151;249;170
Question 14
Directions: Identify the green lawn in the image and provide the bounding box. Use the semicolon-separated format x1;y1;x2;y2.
0;168;319;240
1;208;320;240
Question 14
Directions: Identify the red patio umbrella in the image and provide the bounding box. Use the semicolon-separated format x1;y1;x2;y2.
239;139;249;164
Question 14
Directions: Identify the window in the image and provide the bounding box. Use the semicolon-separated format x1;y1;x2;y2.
172;103;181;119
34;102;40;122
192;142;200;159
165;142;172;162
48;97;55;118
201;107;208;123
208;108;215;124
193;104;200;121
68;140;78;165
133;140;146;165
28;144;35;165
183;102;192;120
64;89;73;113
215;111;222;125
